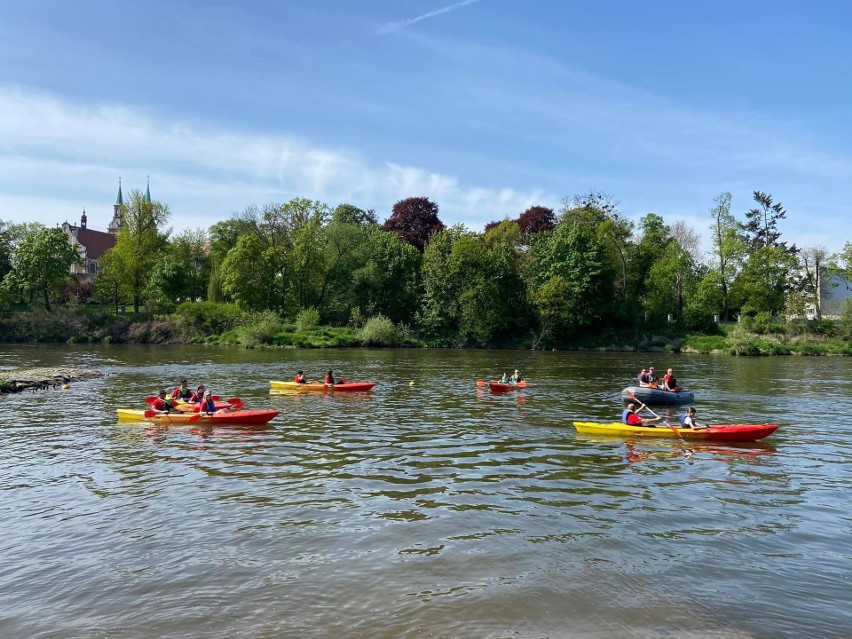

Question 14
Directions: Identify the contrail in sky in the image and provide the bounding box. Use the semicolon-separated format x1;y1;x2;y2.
372;0;482;36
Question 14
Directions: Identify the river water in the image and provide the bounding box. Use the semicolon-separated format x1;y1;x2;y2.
0;345;849;638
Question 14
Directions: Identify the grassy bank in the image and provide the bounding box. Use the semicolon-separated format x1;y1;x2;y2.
0;304;849;354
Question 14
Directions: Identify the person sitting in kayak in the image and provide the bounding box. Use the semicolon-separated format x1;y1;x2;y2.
663;368;681;392
171;379;193;400
622;402;661;427
324;370;335;386
510;369;523;383
199;390;220;415
294;370;307;384
152;389;179;413
681;407;707;429
499;372;509;383
637;368;650;386
188;384;207;403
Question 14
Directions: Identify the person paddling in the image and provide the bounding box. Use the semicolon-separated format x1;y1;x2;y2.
681;407;708;429
510;369;523;383
324;370;335;386
151;389;179;414
622;402;661;427
294;370;307;384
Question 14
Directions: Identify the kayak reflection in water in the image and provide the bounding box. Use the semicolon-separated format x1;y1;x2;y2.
621;402;661;427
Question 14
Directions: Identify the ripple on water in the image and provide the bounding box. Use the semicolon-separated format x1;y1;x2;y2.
0;348;850;638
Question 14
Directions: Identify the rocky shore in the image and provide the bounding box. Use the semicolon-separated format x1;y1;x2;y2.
0;367;104;393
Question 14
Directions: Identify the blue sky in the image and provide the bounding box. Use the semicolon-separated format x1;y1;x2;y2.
1;0;850;253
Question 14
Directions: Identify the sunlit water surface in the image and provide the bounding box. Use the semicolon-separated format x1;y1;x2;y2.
0;345;849;638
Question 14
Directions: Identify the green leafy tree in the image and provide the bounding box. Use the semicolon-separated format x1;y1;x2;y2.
528;219;616;337
418;226;514;345
148;228;211;308
103;189;171;313
1;226;81;311
561;192;632;304
352;227;421;323
332;203;378;226
93;248;124;313
708;192;744;320
220;235;278;311
288;201;331;311
734;192;798;316
733;245;799;316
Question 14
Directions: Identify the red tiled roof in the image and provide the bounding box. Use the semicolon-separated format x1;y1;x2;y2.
74;228;116;259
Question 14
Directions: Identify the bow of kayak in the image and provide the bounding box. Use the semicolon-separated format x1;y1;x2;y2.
573;421;778;442
117;408;279;425
268;380;376;392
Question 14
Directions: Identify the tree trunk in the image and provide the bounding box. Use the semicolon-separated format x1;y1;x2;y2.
676;272;683;319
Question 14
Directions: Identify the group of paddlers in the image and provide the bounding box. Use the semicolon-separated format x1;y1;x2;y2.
637;366;681;392
150;379;219;414
622;403;706;429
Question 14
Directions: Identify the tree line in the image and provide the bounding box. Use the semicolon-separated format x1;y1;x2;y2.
1;189;850;347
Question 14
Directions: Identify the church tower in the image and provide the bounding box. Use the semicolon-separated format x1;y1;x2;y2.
108;177;123;235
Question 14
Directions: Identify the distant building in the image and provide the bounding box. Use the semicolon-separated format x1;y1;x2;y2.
61;178;152;280
821;273;852;318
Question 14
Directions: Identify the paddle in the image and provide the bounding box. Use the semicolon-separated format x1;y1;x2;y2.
626;390;693;458
143;408;203;423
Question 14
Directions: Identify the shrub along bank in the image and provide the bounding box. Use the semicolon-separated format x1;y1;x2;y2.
0;303;849;354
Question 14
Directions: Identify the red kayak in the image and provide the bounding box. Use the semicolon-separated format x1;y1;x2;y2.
488;381;528;392
117;408;279;425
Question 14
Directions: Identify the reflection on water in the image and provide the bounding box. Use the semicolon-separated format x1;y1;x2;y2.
0;345;849;639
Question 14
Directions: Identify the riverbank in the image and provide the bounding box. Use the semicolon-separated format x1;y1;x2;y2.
0;366;104;393
0;307;849;355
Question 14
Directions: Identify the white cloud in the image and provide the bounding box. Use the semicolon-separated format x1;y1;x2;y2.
0;86;549;231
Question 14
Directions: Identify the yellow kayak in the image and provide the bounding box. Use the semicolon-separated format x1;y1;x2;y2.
268;380;376;392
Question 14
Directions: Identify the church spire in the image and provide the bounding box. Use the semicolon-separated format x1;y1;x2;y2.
145;175;151;203
109;176;124;236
